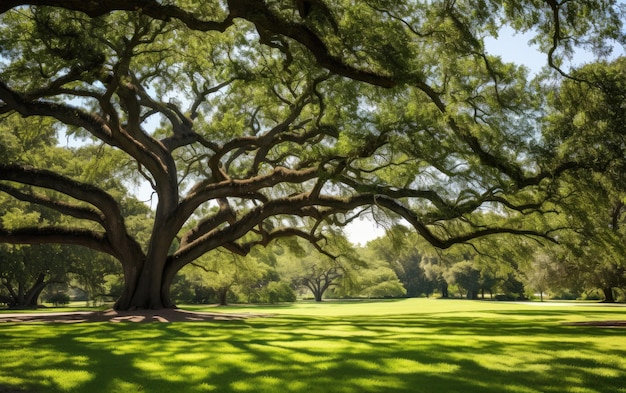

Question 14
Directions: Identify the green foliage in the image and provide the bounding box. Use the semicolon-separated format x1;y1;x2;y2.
445;260;481;299
275;236;366;301
0;244;68;307
359;277;407;298
367;226;435;297
546;58;626;176
259;281;296;304
47;291;70;306
539;58;626;301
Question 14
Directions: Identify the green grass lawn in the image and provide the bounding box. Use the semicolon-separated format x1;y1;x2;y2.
1;299;625;393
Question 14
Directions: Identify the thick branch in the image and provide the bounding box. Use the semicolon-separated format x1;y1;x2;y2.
0;81;115;143
0;1;235;31
0;164;134;250
179;166;319;226
356;194;557;248
0;165;120;220
179;199;236;247
0;227;115;256
0;183;104;225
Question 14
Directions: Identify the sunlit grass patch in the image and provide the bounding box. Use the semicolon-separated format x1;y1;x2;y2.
197;382;219;391
106;378;144;392
381;357;460;374
134;359;167;373
36;369;94;391
231;375;284;392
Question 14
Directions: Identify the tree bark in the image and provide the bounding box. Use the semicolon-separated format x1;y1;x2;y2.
113;259;176;310
601;287;615;303
115;274;172;309
161;265;178;309
217;287;229;306
440;283;449;298
24;273;47;307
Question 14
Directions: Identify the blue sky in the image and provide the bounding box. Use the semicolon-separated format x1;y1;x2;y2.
484;26;625;76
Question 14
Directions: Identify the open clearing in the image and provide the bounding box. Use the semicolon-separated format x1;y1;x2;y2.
1;299;625;393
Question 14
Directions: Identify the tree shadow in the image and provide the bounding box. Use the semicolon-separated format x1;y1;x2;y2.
1;310;625;392
0;309;264;324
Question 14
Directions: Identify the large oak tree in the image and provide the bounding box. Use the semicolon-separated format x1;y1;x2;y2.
0;0;622;309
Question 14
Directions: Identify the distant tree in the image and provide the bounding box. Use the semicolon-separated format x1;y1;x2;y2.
278;236;363;301
469;233;541;300
288;254;342;302
180;250;269;305
423;260;449;298
235;246;284;304
421;244;482;299
445;261;481;299
169;275;195;304
477;263;499;300
67;248;122;306
260;281;296;304
522;252;555;301
0;244;68;308
48;291;70;306
368;226;434;297
499;273;527;300
543;59;626;302
347;246;407;298
357;266;407;299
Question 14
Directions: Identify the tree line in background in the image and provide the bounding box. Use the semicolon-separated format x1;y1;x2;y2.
1;1;625;309
2;219;624;307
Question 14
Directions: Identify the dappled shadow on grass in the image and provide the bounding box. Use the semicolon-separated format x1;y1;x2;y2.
1;310;625;393
0;309;264;324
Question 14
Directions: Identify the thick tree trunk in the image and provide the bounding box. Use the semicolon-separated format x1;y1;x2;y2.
24;273;47;307
113;225;183;310
131;262;166;309
217;287;229;306
161;266;177;309
17;282;25;306
115;274;171;310
3;274;48;309
601;287;615;303
115;280;173;309
304;280;324;302
114;258;176;310
111;209;182;310
440;283;448;298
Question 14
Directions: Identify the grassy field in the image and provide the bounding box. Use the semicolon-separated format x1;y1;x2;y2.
1;299;625;393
